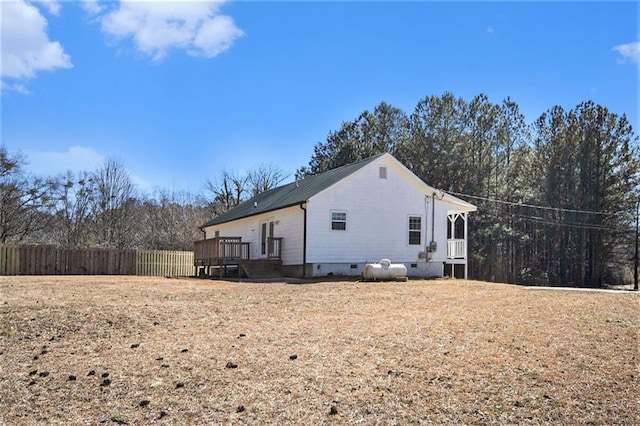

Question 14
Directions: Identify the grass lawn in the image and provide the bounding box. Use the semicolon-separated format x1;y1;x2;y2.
0;276;638;425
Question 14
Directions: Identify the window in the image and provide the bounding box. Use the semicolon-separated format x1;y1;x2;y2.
379;166;387;179
331;211;347;231
409;216;421;245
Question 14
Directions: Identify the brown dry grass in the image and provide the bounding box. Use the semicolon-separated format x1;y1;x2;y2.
0;276;638;425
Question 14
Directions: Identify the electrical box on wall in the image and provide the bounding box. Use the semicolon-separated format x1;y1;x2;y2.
428;241;437;252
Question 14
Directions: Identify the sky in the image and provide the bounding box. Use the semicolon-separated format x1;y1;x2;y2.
2;0;639;195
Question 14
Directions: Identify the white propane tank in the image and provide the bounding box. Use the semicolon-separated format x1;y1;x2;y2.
363;259;408;281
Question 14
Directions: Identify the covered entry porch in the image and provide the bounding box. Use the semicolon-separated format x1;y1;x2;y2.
445;211;470;279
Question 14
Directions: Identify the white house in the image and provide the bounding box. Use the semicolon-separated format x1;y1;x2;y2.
195;153;477;279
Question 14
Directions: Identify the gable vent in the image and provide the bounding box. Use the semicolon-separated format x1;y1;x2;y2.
379;166;387;179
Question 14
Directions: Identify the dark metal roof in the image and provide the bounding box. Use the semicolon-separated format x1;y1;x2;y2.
200;154;384;228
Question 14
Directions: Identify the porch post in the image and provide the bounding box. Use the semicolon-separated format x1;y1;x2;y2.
464;212;469;280
449;213;454;241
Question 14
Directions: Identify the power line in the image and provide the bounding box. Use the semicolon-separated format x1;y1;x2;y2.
445;190;633;231
509;212;620;232
446;191;627;216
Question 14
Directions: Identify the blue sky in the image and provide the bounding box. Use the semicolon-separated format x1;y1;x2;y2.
2;0;638;195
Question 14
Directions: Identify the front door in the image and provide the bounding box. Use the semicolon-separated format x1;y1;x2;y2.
260;220;275;258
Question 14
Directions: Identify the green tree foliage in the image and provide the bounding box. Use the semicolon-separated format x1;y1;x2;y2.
401;93;466;191
532;102;639;286
300;94;639;287
301;101;409;176
1;94;637;287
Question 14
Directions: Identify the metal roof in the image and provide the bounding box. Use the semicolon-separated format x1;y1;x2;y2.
200;154;384;228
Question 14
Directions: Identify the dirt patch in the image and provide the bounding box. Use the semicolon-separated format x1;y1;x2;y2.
1;276;638;424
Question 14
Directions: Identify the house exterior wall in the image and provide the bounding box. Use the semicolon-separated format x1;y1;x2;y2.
305;155;468;277
202;205;304;265
199;154;475;279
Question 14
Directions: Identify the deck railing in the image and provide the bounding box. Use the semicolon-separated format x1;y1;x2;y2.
267;237;283;260
447;239;466;259
194;237;250;266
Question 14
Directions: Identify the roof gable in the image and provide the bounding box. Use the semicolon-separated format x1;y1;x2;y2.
200;154;384;228
200;152;476;228
380;154;477;212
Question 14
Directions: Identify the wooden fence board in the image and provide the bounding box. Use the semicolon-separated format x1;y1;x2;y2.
0;244;19;275
0;245;191;276
136;250;194;276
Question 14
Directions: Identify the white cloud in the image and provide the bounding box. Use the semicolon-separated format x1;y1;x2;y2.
129;174;152;193
33;0;61;16
612;41;640;65
0;0;72;80
190;14;242;58
485;26;494;35
99;0;244;61
1;80;33;95
25;146;105;176
80;0;105;16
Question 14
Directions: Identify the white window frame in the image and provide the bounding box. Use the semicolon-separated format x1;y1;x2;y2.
408;215;422;245
331;211;347;231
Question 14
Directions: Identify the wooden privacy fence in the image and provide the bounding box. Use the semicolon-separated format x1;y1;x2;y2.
136;250;194;277
0;244;194;277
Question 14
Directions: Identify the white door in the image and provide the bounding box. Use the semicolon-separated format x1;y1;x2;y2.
260;220;275;258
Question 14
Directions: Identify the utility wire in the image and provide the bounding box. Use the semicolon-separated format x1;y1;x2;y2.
445;191;633;231
446;191;629;216
508;212;621;232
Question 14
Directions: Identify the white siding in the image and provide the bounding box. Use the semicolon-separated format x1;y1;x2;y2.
274;206;305;265
200;153;475;278
306;155;464;269
202;205;304;265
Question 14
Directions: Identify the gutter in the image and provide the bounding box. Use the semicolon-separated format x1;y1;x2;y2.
204;201;306;228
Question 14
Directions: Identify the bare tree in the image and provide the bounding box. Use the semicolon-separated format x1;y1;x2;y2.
141;189;210;250
0;147;59;243
204;169;248;216
247;163;286;196
91;158;138;248
51;171;95;247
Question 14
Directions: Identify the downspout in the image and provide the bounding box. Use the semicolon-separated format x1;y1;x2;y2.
431;192;435;246
299;202;307;278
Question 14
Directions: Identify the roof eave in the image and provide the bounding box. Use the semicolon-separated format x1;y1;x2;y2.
200;201;306;228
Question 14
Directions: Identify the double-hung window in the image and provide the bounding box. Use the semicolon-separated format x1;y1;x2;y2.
409;216;422;245
331;211;347;231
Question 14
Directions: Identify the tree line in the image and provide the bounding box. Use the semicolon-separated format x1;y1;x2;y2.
297;93;639;287
4;92;638;287
0;149;285;251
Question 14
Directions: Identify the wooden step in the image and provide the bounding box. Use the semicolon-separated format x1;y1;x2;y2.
240;260;282;279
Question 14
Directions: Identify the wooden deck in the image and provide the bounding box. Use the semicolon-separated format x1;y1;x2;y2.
193;237;282;278
194;237;248;266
